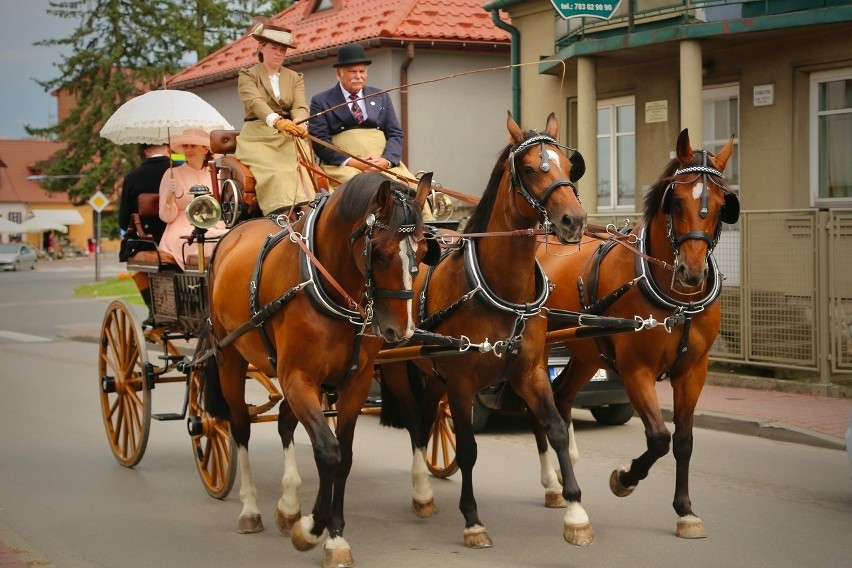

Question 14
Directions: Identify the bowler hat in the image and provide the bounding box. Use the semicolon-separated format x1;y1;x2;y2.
333;43;372;68
251;23;295;48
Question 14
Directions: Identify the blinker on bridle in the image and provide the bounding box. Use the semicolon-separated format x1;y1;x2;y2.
509;134;580;224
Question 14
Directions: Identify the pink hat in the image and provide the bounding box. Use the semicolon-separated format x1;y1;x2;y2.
171;128;210;148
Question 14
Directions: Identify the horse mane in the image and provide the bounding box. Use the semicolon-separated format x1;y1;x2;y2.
333;172;422;246
642;158;679;226
463;141;515;234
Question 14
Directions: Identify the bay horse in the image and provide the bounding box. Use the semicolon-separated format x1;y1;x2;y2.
531;128;738;540
379;112;591;548
200;172;433;568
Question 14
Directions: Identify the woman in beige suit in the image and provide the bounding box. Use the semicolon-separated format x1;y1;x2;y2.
235;22;310;217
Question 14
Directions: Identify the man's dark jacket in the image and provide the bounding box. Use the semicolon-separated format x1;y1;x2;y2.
118;156;169;243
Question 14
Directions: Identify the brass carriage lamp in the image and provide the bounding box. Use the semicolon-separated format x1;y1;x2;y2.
186;184;222;272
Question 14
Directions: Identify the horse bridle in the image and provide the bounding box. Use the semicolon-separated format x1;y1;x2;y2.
662;150;737;253
349;188;422;317
508;134;579;230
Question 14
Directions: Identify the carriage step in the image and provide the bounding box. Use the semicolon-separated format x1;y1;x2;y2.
152;413;185;421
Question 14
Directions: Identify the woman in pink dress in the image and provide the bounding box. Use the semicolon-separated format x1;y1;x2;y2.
158;128;227;270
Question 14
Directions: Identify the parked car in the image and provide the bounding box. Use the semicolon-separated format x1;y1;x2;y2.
471;344;634;432
0;243;37;271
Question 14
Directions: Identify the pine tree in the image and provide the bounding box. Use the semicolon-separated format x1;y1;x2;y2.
26;0;292;207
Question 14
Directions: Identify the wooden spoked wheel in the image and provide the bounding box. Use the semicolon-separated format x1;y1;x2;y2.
187;364;237;499
98;300;151;467
322;393;338;430
425;395;459;478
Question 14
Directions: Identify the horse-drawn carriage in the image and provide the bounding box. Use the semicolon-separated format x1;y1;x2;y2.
98;116;738;567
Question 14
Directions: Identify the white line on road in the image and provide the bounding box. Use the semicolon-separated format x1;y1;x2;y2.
0;330;52;343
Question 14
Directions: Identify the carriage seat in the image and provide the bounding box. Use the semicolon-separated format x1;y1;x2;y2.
210;130;257;214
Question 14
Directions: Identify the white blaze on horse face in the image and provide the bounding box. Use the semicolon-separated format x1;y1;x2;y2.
398;238;414;331
692;183;704;200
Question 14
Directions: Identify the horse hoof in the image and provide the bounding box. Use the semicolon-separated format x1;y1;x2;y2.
275;508;301;535
563;523;595;546
412;498;436;518
237;513;264;534
609;468;636;497
322;545;354;568
676;515;708;539
545;491;567;508
291;517;322;552
463;525;493;548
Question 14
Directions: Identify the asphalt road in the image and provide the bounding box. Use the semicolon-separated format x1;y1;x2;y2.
1;258;851;567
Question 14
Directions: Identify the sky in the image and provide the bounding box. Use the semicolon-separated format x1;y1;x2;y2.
0;0;76;139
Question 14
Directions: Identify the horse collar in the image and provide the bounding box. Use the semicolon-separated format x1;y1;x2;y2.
634;224;722;314
463;239;550;316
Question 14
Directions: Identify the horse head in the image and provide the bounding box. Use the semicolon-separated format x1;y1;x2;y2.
342;172;431;343
660;128;739;290
506;112;587;243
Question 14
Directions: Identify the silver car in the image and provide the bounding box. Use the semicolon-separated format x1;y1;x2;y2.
0;243;38;271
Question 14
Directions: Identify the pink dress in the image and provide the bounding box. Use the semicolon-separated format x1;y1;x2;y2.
158;164;227;270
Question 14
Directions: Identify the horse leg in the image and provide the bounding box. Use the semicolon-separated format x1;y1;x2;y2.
532;358;595;508
607;368;671;500
514;364;594;546
381;362;438;517
670;361;709;539
214;352;262;533
410;375;446;518
275;400;302;535
445;388;493;548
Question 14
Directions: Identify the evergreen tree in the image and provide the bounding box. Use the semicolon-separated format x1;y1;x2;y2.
26;0;292;205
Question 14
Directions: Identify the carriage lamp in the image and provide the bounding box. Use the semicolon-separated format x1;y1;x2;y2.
186;184;222;229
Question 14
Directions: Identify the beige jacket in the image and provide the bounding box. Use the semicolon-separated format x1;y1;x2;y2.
238;63;309;124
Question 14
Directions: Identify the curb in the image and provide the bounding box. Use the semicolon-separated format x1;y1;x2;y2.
659;407;847;451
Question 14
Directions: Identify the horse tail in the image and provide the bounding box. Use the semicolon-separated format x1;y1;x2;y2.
379;362;424;429
195;326;230;421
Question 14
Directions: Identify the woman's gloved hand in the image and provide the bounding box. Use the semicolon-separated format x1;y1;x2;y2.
274;118;308;138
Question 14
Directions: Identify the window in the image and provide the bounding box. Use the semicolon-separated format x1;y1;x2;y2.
597;97;635;210
810;68;852;206
312;0;334;11
702;84;740;190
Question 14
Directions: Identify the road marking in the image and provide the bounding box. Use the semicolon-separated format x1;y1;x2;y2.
0;330;52;343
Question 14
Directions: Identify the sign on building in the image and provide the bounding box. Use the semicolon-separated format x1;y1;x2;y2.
550;1;623;20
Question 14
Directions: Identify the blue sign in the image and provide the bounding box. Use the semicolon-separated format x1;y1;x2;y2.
550;1;623;20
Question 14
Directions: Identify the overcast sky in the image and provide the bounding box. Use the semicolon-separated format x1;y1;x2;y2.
0;0;77;139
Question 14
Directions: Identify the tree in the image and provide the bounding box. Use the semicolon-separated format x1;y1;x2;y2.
27;0;293;205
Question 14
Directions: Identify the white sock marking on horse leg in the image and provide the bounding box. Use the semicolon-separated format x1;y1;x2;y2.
325;535;351;550
298;514;327;546
563;502;590;526
568;421;579;466
278;442;302;516
539;452;561;493
412;450;434;504
237;446;261;518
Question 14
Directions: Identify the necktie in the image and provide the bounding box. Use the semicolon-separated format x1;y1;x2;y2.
349;94;364;124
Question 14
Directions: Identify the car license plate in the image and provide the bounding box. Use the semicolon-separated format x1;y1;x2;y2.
548;367;607;382
590;369;607;382
548;366;564;382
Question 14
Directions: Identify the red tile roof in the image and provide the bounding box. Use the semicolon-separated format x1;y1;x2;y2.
170;0;510;88
0;139;68;205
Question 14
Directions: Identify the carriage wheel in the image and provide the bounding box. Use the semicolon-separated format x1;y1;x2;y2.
98;300;151;467
322;393;338;430
187;364;237;499
425;395;459;478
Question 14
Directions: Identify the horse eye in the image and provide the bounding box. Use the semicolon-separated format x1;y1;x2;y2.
522;164;536;176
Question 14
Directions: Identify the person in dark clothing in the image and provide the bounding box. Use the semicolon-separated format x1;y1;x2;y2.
118;143;170;325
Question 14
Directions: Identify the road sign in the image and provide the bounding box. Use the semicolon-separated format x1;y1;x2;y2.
88;190;110;213
550;1;623;20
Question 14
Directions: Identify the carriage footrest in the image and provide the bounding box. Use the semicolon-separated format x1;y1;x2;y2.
152;413;184;421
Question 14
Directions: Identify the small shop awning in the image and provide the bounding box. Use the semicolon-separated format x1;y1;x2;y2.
29;209;84;225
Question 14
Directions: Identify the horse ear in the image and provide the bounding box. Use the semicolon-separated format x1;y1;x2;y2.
713;134;735;172
415;172;432;213
569;150;586;183
507;111;524;144
376;179;392;213
544;112;558;139
676;128;694;164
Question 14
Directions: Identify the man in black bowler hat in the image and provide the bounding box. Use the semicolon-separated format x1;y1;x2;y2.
309;43;418;191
